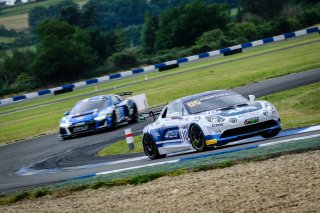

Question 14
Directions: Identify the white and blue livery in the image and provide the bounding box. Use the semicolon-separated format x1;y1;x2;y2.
142;90;281;159
59;94;137;139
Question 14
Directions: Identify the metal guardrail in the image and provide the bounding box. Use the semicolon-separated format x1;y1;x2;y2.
1;26;319;106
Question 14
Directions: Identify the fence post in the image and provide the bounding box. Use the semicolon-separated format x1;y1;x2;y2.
125;128;134;151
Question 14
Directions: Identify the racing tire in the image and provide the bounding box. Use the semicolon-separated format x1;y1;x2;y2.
111;111;118;130
60;136;71;141
261;130;280;138
143;134;166;160
128;104;138;124
189;125;208;152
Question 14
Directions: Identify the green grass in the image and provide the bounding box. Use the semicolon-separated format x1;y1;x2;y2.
0;33;320;144
0;0;87;30
261;82;320;129
0;36;15;43
97;135;143;156
0;0;87;18
98;82;320;157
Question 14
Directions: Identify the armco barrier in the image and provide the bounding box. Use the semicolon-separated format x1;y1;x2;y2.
0;26;319;106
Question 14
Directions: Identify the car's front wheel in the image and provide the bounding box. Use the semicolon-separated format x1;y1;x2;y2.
143;134;166;160
111;111;118;130
189;125;208;152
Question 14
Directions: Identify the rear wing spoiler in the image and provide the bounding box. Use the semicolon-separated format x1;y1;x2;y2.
138;105;166;121
116;92;133;96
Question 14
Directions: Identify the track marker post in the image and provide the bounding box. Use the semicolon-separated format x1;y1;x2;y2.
125;128;134;151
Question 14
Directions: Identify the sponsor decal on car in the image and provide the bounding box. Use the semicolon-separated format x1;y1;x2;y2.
212;123;223;127
244;117;259;125
164;129;179;140
206;139;217;145
73;125;89;132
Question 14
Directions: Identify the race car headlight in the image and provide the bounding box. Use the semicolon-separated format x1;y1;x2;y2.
206;116;225;123
94;112;108;121
60;120;72;127
229;118;237;124
264;102;274;111
263;111;268;117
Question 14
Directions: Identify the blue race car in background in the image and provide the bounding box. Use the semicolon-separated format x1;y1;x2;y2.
59;93;138;140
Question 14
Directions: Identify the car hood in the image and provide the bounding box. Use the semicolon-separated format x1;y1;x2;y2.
199;102;262;117
66;109;99;124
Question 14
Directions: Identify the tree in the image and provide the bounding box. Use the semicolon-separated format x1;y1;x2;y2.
28;0;80;30
141;12;158;54
31;20;96;84
81;0;150;31
156;0;230;50
29;6;48;31
114;27;127;52
60;5;81;26
240;0;288;20
2;49;35;86
89;29;117;63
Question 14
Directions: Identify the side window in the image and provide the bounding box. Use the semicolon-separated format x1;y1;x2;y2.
166;103;184;118
161;107;168;118
111;96;121;105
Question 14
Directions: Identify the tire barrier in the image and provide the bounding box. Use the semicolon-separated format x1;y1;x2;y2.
223;48;242;56
53;87;73;95
1;26;319;106
159;64;179;72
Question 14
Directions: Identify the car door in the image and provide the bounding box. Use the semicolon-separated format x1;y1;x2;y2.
111;95;126;122
158;102;186;144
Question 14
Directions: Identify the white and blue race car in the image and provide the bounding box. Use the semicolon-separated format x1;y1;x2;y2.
142;90;281;159
59;93;138;139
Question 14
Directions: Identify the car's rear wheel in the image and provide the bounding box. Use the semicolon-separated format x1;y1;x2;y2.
143;134;166;160
128;104;138;124
261;130;280;138
189;125;207;152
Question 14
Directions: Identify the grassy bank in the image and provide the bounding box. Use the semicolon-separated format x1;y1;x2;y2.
0;0;87;30
0;33;320;144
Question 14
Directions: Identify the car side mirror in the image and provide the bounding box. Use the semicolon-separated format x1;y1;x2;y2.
64;111;70;116
138;114;146;121
248;95;255;101
171;115;183;120
170;112;183;120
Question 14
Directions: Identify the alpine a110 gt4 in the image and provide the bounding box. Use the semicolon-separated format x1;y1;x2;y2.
142;90;281;159
59;94;138;139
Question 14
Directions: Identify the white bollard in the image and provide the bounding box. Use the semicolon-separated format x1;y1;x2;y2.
125;128;134;150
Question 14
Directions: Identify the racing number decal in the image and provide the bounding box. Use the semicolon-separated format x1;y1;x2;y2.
179;127;189;144
187;100;201;107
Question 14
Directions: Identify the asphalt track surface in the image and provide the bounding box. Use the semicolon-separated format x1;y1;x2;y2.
0;68;320;195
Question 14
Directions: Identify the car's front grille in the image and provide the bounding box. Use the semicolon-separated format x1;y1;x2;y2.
220;120;279;138
69;122;96;134
59;128;67;135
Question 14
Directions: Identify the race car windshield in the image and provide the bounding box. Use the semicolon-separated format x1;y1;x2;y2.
184;93;248;114
71;99;110;114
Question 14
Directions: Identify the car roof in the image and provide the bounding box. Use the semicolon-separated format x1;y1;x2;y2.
177;90;234;103
79;94;113;103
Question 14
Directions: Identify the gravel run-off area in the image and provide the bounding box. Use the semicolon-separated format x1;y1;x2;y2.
2;150;320;213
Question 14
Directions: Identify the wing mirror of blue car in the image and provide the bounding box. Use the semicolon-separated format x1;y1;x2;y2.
138;114;146;121
248;95;255;101
64;111;70;116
